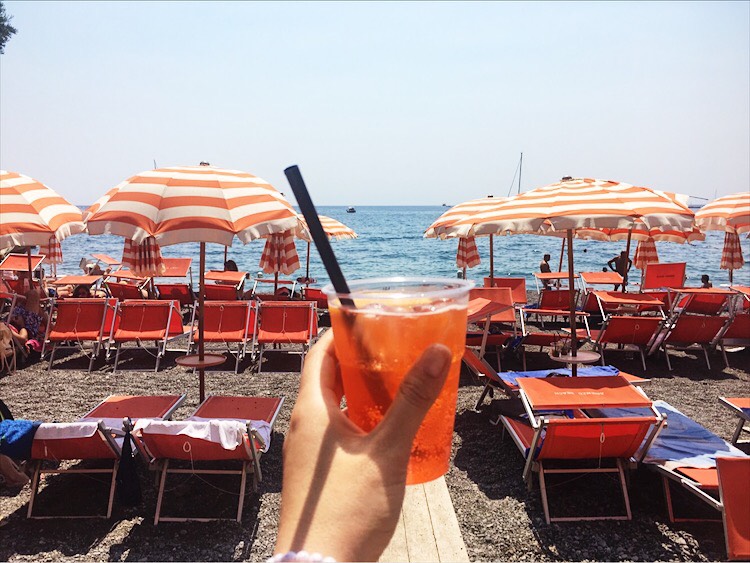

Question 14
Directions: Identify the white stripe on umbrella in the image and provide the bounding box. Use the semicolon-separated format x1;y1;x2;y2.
696;192;750;235
633;238;659;270
721;232;745;272
0;170;85;248
457;237;481;269
121;237;166;277
259;232;301;275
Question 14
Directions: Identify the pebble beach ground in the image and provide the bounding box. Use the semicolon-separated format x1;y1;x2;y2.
0;304;748;562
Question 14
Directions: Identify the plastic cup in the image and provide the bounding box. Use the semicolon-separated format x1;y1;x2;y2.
322;277;473;484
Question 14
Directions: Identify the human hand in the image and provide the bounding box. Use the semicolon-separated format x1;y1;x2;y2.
274;329;452;562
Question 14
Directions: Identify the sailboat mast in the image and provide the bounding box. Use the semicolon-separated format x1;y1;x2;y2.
518;152;523;195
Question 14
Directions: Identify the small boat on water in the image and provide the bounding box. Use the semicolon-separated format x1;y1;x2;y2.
346;206;356;213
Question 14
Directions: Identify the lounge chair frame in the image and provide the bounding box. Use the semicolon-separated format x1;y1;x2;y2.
719;397;750;446
187;301;257;373
256;301;316;373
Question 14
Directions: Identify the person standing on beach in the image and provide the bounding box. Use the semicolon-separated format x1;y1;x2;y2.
539;254;552;289
607;250;632;291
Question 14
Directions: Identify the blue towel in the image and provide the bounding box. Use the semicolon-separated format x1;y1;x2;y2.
0;419;42;459
499;364;620;387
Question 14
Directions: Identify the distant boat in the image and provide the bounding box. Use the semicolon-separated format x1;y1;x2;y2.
346;206;356;213
442;203;451;207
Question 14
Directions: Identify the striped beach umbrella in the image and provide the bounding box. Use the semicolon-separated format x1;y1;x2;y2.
452;177;696;370
298;215;357;282
85;164;302;401
695;192;750;284
0;170;85;249
457;237;481;269
721;232;745;281
633;238;659;270
121;237;166;277
425;196;509;279
39;236;63;277
259;231;301;276
695;192;750;236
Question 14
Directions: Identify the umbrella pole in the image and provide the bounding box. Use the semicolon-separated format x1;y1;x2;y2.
729;269;733;285
274;272;279;294
223;245;228;264
623;228;633;292
489;234;495;282
305;241;311;282
26;247;34;290
566;229;578;376
558;237;566;272
199;242;206;403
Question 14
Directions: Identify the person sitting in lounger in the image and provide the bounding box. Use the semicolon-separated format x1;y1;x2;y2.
8;289;48;358
539;254;552;289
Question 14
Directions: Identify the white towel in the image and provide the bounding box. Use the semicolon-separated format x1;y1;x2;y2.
136;419;248;451
187;417;272;452
35;422;100;440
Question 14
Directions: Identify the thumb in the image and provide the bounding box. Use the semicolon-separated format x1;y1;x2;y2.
374;344;452;448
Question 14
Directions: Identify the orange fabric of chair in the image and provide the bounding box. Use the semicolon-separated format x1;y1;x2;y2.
48;299;116;341
642;262;686;290
717;456;750;561
0;254;45;272
197;302;253;342
593;291;664;307
108;283;144;300
538;417;655;460
155;283;194;306
470;287;516;322
257;301;316;344
139;431;255;461
160;258;192;278
518;375;652;410
676;289;733;315
204;270;246;284
484;277;528;304
302;287;328;310
539;288;577;310
465;333;512;347
598;316;663;346
723;314;750;340
193;396;283;422
503;416;537;449
725;397;750;410
31;432;118;460
204;284;240;300
675;467;720;490
84;395;184;420
665;315;728;344
114;301;182;342
581;271;624;285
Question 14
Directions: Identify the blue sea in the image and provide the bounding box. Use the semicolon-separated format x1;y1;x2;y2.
53;206;749;289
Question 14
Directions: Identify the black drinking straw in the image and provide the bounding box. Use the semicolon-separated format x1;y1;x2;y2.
285;165;353;305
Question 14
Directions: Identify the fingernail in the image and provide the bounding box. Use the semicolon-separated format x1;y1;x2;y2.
424;344;451;379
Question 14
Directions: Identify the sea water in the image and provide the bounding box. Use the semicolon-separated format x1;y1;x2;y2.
50;206;749;289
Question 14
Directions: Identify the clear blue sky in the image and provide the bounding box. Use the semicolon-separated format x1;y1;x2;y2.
1;1;748;206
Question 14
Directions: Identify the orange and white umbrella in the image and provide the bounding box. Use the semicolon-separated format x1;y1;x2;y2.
39;236;63;265
298;215;357;282
721;232;745;274
0;170;85;249
633;238;659;270
259;231;301;276
85;164;302;401
452;177;696;369
695;192;749;284
121;237;166;277
457;237;481;269
425;196;509;278
695;192;750;235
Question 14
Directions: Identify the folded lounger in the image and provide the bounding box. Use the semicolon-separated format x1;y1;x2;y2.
256;301;317;373
111;299;190;373
187;301;257;373
719;397;750;446
498;376;662;523
462;348;648;410
46;298;118;372
135;395;284;524
27;394;185;519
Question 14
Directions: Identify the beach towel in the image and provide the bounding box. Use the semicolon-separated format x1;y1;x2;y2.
0;419;42;459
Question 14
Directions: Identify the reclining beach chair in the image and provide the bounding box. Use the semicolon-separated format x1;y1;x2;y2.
578;272;624;313
498;375;663;523
719;397;750;446
302;286;328;310
717;457;750;561
641;262;686;291
716;312;750;367
46;298;118;372
256;301;317;373
27;394;185;519
649;313;729;370
135;395;284;524
107;282;147;300
465;287;518;369
670;288;734;316
188;301;257;373
588;315;664;371
483;277;528;305
203;270;247;301
155;283;196;308
112;300;190;373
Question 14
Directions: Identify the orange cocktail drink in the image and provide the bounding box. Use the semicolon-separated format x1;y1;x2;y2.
323;277;472;484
